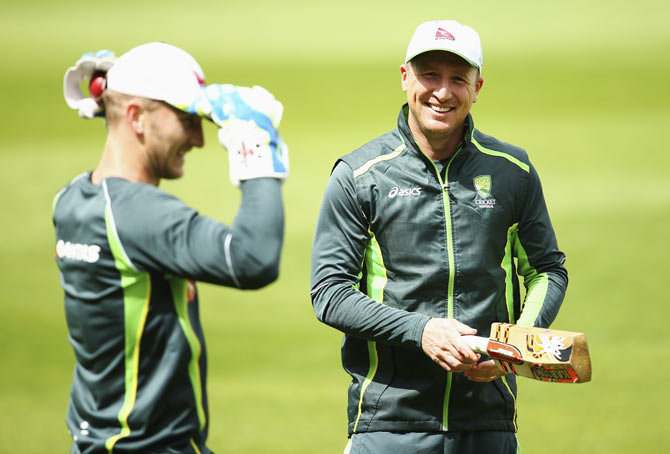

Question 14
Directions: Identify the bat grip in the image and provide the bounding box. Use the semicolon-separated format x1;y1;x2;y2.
461;335;489;354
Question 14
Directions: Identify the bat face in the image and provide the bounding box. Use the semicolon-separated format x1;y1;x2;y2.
489;323;592;384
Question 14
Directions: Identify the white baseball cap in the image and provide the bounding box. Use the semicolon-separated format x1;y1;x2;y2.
106;42;206;111
405;20;483;71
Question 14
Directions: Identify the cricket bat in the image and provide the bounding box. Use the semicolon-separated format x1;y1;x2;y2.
462;323;592;383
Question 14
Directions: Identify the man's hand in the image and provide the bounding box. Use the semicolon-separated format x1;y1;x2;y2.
192;84;289;186
64;50;116;118
421;318;480;372
463;359;508;382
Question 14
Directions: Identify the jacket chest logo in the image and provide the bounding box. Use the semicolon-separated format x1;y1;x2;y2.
473;175;496;208
55;239;101;263
388;186;422;198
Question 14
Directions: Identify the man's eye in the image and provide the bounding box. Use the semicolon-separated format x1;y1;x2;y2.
181;116;196;127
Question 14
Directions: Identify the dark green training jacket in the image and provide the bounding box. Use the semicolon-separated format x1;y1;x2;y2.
53;174;283;454
310;105;567;435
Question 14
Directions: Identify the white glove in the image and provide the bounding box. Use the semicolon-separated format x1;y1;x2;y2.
195;84;289;186
63;50;116;118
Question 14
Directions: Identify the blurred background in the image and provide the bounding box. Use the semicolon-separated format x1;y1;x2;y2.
1;0;669;452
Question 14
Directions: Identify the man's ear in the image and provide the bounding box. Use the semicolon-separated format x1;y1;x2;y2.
400;63;409;93
472;75;484;103
126;102;145;135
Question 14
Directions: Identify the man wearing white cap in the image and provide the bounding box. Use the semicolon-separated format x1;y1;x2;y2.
311;20;567;453
55;42;289;454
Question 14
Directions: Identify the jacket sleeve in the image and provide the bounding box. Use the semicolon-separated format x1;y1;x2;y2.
515;163;568;328
310;161;430;349
110;178;284;289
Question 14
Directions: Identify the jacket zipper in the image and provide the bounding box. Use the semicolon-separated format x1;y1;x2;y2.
433;150;461;432
404;130;462;431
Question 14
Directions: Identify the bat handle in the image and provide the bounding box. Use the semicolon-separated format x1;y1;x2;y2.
461;335;489;354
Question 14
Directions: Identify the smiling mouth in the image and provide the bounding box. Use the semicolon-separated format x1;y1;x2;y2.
428;104;453;113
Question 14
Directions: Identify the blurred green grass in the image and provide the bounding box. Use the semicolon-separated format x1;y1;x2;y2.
1;0;669;452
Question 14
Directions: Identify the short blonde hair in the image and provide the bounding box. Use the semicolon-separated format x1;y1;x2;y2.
102;90;161;126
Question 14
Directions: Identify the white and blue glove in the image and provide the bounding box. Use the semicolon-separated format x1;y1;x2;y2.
64;50;116;118
190;84;289;186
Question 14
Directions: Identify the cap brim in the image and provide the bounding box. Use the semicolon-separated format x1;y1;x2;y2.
406;48;480;70
166;86;214;121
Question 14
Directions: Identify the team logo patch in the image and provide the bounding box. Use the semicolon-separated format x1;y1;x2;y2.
473;175;496;209
473;175;491;198
435;27;455;40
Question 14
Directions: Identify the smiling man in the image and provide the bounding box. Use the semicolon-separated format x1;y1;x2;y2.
55;43;289;454
402;49;483;160
311;20;568;454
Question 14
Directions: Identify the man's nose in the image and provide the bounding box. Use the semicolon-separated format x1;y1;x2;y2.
434;81;452;101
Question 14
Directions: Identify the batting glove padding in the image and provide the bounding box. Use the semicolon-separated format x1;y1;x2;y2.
193;84;289;186
64;50;116;119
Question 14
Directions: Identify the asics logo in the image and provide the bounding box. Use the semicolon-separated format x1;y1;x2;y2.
388;186;422;198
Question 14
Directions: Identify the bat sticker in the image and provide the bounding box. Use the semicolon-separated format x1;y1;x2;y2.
530;366;579;383
493;323;511;343
486;340;523;364
526;334;573;362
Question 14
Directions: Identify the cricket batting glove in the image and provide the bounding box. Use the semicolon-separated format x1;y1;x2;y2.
64;50;116;118
193;84;289;186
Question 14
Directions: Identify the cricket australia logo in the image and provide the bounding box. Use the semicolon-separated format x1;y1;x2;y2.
473;175;496;209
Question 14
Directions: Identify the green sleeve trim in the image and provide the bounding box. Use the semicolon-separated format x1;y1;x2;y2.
513;233;550;327
363;231;388;302
516;273;549;327
102;187;151;452
471;134;530;173
352;340;379;433
501;224;520;323
190;438;203;454
52;172;89;214
170;278;207;431
52;189;64;214
353;143;406;178
102;181;137;271
352;231;387;433
500;376;518;432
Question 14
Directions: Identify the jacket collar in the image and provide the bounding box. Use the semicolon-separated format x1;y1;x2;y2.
397;103;474;158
